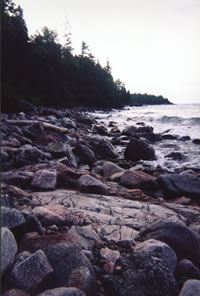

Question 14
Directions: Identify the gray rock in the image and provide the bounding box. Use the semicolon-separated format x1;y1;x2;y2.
134;239;177;273
68;226;101;250
36;287;86;296
1;171;34;188
19;233;96;296
88;137;118;159
179;279;200;296
157;174;200;198
120;170;158;191
77;175;108;195
102;161;124;178
73;144;96;166
31;169;57;190
122;125;137;136
15;146;44;167
24;122;45;140
137;219;200;268
176;259;200;279
62;118;77;129
2;289;30;296
11;249;53;292
46;142;67;158
1;206;25;228
1;227;18;274
57;167;80;188
124;138;156;161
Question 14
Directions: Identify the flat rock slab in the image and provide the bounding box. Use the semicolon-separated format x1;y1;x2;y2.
29;189;193;243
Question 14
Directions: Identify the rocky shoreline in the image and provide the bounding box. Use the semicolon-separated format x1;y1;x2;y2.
1;102;200;296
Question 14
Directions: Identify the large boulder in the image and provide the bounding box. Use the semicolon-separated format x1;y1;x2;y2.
124;138;156;161
137;219;200;268
157;174;200;198
31;169;57;191
77;175;108;195
179;279;200;296
73;144;96;166
19;233;96;296
1;227;18;275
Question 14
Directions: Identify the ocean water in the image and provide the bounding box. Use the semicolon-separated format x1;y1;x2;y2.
90;104;200;172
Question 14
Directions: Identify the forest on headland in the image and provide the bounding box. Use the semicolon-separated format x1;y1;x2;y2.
1;0;172;112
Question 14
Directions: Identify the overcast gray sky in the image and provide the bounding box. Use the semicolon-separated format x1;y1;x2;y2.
14;0;200;104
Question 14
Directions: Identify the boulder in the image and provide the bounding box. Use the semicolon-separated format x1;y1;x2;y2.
14;99;38;115
24;122;45;140
120;170;158;191
73;144;96;166
62;118;77;129
102;161;124;178
157;174;200;198
122;125;137;136
57;167;80;188
77;175;108;195
65;146;78;168
15;146;44;167
36;287;86;296
192;139;200;145
10;250;53;293
124;138;156;161
31;169;57;191
1;227;18;274
179;279;200;296
134;239;177;273
88;137;118;159
19;233;96;296
176;259;200;279
46;142;67;158
137;219;200;268
1;206;25;229
165;152;186;161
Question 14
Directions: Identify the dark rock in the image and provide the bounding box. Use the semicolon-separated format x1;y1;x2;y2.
57;167;80;188
1;171;33;188
137;219;200;268
23;122;45;140
15;146;44;167
102;161;124;178
193;138;200;145
11;133;33;145
31;169;57;191
77;115;94;126
14;99;38;115
73;144;96;166
102;252;178;296
165;152;186;161
1;227;18;275
62;118;77;129
1;206;25;229
46;142;67;158
136;132;162;142
88;137;118;159
19;233;96;296
120;170;158;191
162;134;178;140
136;126;153;133
124;138;156;161
180;136;191;141
122;125;137;137
93;124;108;135
179;279;200;296
77;175;108;195
1;289;30;296
37;287;86;296
176;259;200;279
157;173;200;198
65;146;79;168
10;249;53;293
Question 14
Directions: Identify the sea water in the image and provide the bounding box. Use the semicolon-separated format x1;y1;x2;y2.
90;104;200;172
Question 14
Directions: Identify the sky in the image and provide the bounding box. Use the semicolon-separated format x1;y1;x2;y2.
14;0;200;104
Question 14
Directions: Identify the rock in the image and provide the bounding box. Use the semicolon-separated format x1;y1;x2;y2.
15;146;44;167
100;247;120;264
31;169;57;191
1;227;18;275
179;279;200;296
120;170;158;191
1;171;33;188
134;239;177;273
122;125;137;136
65;146;78;168
93;124;108;135
162;134;178;140
32;204;75;226
124;138;156;161
1;289;30;296
68;226;101;250
102;252;178;296
102;161;124;178
46;142;67;158
157;173;200;198
10;250;53;293
19;233;96;296
136;126;153;133
104;262;115;274
88;137;118;159
193;139;200;145
57;167;80;188
77;175;108;195
14;99;38;115
24;122;45;140
165;152;186;161
180;136;191;141
136;132;162;142
176;259;200;279
1;206;25;228
73;144;96;166
137;219;200;268
36;287;86;296
62;118;77;129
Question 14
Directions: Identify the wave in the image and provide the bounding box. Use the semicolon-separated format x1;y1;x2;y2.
157;116;200;126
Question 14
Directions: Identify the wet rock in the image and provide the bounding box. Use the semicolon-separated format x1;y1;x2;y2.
179;279;200;296
100;247;120;264
1;206;25;228
122;125;137;136
31;169;57;191
134;239;177;273
46;142;67;158
162;134;178;140
93;124;108;135
157;173;200;198
24;122;45;140
62;118;77;129
165;152;186;161
36;287;86;296
193;138;200;145
15;146;44;167
136;126;153;133
88;137;118;159
136;132;162;143
14;99;38;114
57;167;80;188
77;175;108;195
102;252;178;296
102;161;124;178
1;228;18;274
1;171;34;188
137;219;200;268
124;138;156;161
120;170;158;191
180;136;191;141
73;144;96;166
19;233;96;296
10;250;53;293
65;146;79;168
2;289;30;296
176;259;200;279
